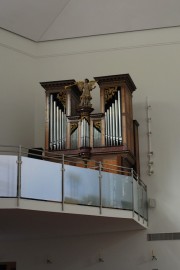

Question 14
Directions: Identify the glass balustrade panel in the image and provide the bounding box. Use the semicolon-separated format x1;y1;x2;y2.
143;187;148;220
133;178;139;213
0;155;17;197
21;157;62;201
102;172;133;209
64;165;99;206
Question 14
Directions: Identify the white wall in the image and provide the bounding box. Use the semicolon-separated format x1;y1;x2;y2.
1;26;180;269
0;231;150;270
0;29;37;147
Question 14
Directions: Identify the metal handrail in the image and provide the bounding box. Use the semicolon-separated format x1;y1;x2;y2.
0;144;147;190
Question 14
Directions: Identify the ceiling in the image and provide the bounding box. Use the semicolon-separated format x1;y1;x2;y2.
0;209;143;240
0;0;180;42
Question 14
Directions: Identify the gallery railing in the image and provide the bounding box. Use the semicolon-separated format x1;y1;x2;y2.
0;145;148;221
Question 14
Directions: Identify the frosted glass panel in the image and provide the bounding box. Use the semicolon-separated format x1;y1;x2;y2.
21;157;62;201
0;155;17;197
133;178;139;213
138;184;144;217
133;179;148;220
64;165;99;206
102;172;132;209
143;188;148;220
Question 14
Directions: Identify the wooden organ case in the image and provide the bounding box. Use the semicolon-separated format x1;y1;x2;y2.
40;74;140;176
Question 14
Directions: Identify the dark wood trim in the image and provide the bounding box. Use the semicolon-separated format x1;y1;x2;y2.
94;74;136;93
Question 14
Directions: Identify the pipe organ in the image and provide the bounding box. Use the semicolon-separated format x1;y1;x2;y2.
41;74;140;175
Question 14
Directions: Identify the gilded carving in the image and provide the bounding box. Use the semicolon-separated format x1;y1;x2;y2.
65;79;96;108
94;121;101;132
81;115;90;123
104;87;117;104
70;122;78;134
57;89;67;108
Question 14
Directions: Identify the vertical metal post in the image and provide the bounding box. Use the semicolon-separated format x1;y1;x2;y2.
17;145;22;207
131;168;134;218
61;154;65;211
99;161;102;215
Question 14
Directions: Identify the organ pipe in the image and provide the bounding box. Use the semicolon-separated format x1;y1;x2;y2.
53;100;57;150
62;111;64;149
49;95;53;150
115;99;118;145
105;112;107;145
107;109;110;146
118;90;122;143
59;109;62;149
56;106;59;150
63;112;66;148
49;94;67;150
105;89;122;146
80;118;90;147
112;102;115;146
109;106;113;146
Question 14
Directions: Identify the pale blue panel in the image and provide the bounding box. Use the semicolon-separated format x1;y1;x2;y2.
64;165;99;206
21;157;62;201
138;184;144;217
102;172;132;209
0;155;17;197
143;187;148;220
133;178;139;213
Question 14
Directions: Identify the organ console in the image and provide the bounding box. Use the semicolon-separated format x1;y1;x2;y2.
40;74;140;176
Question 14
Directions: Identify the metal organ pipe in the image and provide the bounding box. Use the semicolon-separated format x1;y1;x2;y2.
105;89;122;146
59;109;62;149
109;106;112;146
62;111;64;149
81;119;84;147
112;102;115;146
56;106;59;150
86;120;89;147
49;95;53;150
105;112;107;145
117;90;122;143
63;111;66;149
53;100;57;150
84;119;86;146
115;99;119;145
81;118;90;147
107;109;110;145
49;94;67;150
85;119;87;147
